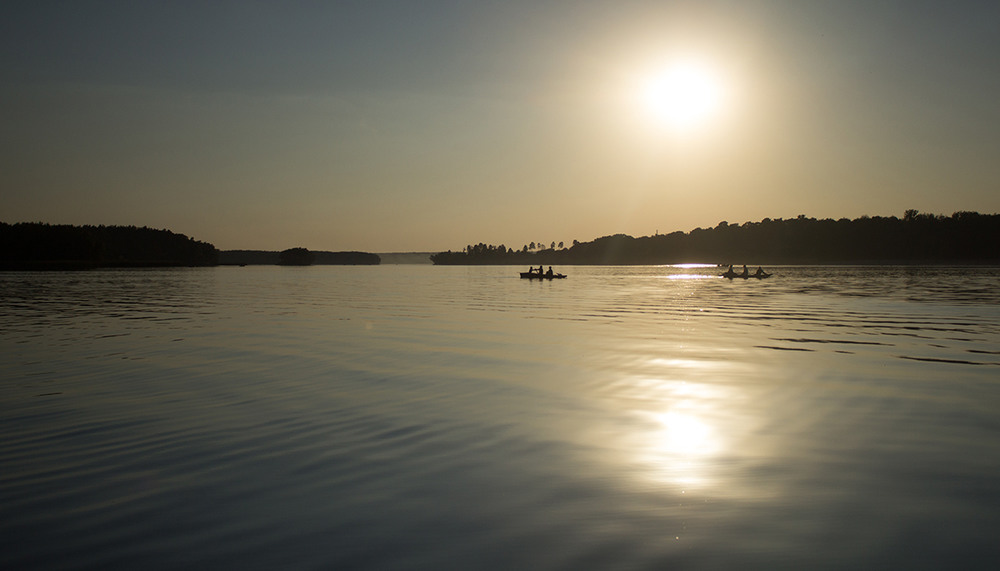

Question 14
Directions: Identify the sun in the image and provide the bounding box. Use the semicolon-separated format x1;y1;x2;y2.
639;60;726;131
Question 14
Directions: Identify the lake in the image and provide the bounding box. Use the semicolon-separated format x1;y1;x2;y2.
2;265;999;570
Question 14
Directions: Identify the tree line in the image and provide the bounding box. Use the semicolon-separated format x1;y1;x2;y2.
430;211;1000;265
219;248;380;265
0;222;218;269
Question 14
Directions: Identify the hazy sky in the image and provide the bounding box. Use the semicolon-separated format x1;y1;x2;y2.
3;1;999;252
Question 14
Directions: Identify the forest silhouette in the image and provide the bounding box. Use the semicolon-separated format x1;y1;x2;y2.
0;223;381;269
4;211;996;270
431;211;1000;265
0;223;218;269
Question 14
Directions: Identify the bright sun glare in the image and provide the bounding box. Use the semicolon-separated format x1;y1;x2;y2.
639;60;725;131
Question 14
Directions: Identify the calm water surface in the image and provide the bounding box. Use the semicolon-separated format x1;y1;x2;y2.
2;265;999;570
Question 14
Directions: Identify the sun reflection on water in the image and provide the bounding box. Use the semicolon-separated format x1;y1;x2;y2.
621;368;736;490
633;405;724;489
667;273;716;280
586;334;771;497
655;411;718;457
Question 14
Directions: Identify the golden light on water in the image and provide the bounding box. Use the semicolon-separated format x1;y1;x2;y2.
655;411;718;456
667;264;719;280
667;274;717;280
610;355;787;500
583;328;774;497
625;374;731;490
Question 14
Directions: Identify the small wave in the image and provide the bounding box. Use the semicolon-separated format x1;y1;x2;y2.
897;355;998;366
771;338;893;346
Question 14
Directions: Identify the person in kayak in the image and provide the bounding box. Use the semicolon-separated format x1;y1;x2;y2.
740;265;749;278
545;266;554;277
754;266;767;277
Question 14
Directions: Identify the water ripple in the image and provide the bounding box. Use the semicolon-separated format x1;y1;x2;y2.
2;265;999;569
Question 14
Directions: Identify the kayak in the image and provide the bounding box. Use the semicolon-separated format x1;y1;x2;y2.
722;271;771;279
521;272;567;279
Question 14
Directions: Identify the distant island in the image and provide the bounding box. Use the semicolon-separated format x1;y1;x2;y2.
220;249;380;266
0;223;380;269
376;252;433;264
431;211;1000;265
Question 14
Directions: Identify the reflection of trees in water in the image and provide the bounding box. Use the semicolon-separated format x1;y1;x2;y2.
431;211;1000;265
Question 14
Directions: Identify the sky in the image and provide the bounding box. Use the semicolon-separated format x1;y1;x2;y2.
3;0;999;252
